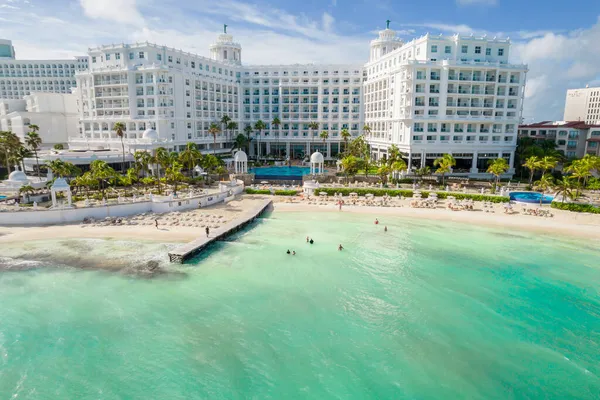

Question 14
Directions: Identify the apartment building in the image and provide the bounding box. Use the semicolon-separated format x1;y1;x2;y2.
564;86;600;124
365;27;527;175
518;121;600;159
0;40;88;100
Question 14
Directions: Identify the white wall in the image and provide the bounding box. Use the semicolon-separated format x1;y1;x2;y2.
0;181;244;226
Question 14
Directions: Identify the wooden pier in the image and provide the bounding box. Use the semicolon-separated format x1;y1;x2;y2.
168;199;272;263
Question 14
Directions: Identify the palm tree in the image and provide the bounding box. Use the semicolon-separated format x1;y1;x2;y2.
308;121;319;152
19;184;35;202
73;172;96;199
554;177;575;203
90;160;116;199
534;174;553;206
415;166;432;183
341;155;360;183
15;145;32;173
254;120;266;160
272;117;281;157
208;122;221;155
226;121;238;143
113;122;126;173
154;147;169;193
243;125;253;154
363;125;372;137
340;128;351;155
25;131;42;178
387;144;400;167
391;159;408;181
234;134;248;152
377;164;391;185
179;142;201;177
433;154;456;186
538;156;558;176
220;115;231;139
319;130;329;156
133;150;152;178
165;161;185;193
523;155;540;186
0;131;20;173
565;160;591;199
486;158;509;188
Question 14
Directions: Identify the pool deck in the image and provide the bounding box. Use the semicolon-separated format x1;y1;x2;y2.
168;199;272;263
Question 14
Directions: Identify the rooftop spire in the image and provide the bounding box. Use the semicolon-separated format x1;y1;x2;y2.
224;24;227;34
386;19;390;29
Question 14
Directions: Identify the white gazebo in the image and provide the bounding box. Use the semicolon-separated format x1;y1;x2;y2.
234;150;248;174
310;151;324;175
51;177;72;208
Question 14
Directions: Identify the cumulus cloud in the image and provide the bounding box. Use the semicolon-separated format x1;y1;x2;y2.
79;0;144;26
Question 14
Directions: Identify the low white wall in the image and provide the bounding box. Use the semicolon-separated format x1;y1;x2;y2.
0;181;245;226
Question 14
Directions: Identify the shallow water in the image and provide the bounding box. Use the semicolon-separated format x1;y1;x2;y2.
1;212;599;399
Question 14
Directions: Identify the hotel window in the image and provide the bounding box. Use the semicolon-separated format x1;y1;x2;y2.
445;46;451;54
191;61;195;68
156;54;161;61
106;54;111;60
416;48;420;56
138;52;144;59
168;56;172;62
431;45;438;53
475;46;481;54
498;48;504;56
176;58;181;64
115;53;121;60
461;45;468;54
485;48;491;56
91;56;96;63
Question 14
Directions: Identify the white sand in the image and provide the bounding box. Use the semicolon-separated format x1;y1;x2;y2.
271;197;600;240
2;195;600;244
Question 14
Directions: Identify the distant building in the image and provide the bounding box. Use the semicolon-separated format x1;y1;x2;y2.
518;121;600;159
0;92;79;148
0;39;88;100
564;86;600;124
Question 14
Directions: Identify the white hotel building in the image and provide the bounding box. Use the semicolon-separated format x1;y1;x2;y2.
65;25;526;176
0;39;88;100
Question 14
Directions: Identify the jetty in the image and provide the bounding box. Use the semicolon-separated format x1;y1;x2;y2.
168;198;272;263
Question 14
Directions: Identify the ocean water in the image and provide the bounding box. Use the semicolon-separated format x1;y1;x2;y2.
1;212;600;399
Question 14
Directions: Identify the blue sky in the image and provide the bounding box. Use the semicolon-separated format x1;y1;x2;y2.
1;0;600;121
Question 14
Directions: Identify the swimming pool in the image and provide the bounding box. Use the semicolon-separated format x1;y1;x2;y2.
509;191;554;204
0;195;6;200
250;166;315;180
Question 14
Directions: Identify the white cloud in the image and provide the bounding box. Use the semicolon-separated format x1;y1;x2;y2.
322;12;334;32
456;0;497;5
79;0;144;26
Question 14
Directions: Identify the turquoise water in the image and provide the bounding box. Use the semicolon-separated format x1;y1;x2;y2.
1;212;600;399
509;191;555;204
250;166;313;179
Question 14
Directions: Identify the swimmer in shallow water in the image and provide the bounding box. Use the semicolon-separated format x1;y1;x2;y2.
309;239;314;244
384;226;388;232
338;244;344;251
286;249;291;254
292;251;296;255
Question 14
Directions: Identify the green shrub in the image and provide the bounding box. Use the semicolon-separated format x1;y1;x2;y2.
245;188;271;195
274;190;298;196
315;187;509;203
551;202;600;214
587;177;600;190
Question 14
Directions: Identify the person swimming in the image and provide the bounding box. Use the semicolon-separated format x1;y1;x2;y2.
286;249;291;254
292;251;296;255
338;244;344;251
309;238;314;244
306;236;309;243
375;218;379;225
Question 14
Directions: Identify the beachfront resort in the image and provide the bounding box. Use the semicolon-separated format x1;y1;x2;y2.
1;11;600;399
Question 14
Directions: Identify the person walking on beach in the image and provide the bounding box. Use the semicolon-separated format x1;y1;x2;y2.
155;218;159;229
205;226;210;237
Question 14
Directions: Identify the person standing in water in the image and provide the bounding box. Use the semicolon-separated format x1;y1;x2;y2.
309;238;314;244
375;218;379;225
155;219;159;229
384;226;388;232
306;236;309;243
292;251;296;255
338;244;344;251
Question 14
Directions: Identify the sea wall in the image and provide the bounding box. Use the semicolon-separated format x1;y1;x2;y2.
0;180;245;226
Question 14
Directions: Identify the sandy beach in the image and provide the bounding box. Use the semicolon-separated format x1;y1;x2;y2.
2;195;600;244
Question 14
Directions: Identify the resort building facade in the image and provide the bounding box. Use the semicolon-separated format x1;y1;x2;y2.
0;40;88;100
365;28;527;175
518;121;600;159
564;86;600;125
9;24;526;178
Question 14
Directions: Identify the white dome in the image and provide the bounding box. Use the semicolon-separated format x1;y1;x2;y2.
8;169;28;182
51;177;70;189
310;151;324;163
142;129;159;140
234;150;248;162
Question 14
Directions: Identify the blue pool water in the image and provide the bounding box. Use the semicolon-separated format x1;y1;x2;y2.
509;191;554;204
0;195;6;200
250;166;314;180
